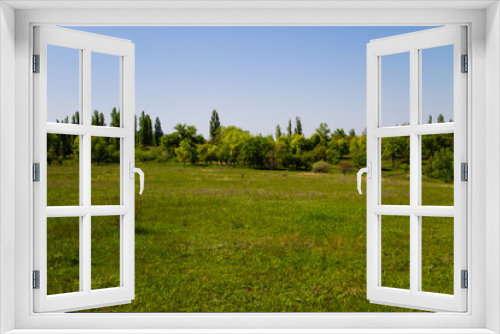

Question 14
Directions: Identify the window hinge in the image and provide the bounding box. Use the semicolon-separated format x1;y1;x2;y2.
461;270;468;289
461;54;468;73
461;162;468;182
33;54;40;73
33;270;40;289
33;163;40;182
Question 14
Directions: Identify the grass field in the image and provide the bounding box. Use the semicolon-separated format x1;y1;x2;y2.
46;160;454;312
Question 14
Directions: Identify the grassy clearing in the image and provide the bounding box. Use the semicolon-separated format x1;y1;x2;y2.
46;161;454;312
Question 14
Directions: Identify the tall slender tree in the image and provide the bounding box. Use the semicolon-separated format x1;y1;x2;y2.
294;117;303;135
91;110;105;126
110;107;120;127
209;109;221;140
154;117;163;147
71;111;80;125
437;113;445;123
287;119;292;137
427;115;433;124
275;125;282;139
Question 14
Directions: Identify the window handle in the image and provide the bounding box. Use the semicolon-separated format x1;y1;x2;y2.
129;162;145;195
357;162;371;195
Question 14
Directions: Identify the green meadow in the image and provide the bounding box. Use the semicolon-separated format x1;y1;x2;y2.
46;161;454;312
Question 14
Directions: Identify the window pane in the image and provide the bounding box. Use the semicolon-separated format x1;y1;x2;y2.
47;217;80;295
381;215;410;290
47;45;80;124
421;45;454;125
91;136;121;205
47;134;80;206
421;217;454;294
381;136;410;205
381;52;410;128
421;133;454;206
91;215;121;290
91;52;121;127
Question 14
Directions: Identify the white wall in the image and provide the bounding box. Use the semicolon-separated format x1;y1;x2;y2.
486;2;500;333
0;2;16;333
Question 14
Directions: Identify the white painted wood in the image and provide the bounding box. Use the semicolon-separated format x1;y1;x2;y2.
10;6;487;333
33;26;135;313
366;25;467;312
0;2;17;333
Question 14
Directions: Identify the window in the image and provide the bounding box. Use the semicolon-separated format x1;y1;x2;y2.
33;26;139;312
4;2;494;332
365;26;467;312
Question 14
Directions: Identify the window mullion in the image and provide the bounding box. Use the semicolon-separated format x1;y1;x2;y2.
409;47;420;294
82;48;92;294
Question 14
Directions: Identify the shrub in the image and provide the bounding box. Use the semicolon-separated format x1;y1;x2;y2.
338;160;355;176
312;161;330;173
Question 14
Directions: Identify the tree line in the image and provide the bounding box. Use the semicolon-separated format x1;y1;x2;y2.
47;109;454;182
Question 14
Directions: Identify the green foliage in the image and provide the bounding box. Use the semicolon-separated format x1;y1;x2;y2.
338;160;355;176
381;136;410;169
275;124;282;140
311;161;330;173
350;135;367;168
209;109;221;140
294;116;303;135
154;117;163;147
243;135;273;169
175;139;197;167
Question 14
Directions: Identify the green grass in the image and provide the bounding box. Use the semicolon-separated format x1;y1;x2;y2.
46;160;454;312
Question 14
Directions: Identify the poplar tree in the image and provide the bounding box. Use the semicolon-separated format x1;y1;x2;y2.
287;119;292;137
209;109;221;140
294;117;303;135
154;117;163;147
275;125;282;139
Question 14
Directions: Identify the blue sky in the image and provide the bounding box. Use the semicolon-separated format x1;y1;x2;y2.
47;26;453;137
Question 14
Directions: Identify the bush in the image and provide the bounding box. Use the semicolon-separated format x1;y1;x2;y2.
338;160;355;175
312;161;330;173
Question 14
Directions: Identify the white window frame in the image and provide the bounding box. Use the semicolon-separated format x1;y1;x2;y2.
1;1;499;333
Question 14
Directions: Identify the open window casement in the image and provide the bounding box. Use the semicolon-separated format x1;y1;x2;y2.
33;26;138;312
364;26;467;312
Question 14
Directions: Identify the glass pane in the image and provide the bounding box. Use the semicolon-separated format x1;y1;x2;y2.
91;52;121;127
422;133;454;206
91;136;120;205
47;133;80;206
47;217;80;295
381;136;410;205
381;215;410;290
381;52;410;127
421;217;454;294
91;215;121;290
421;45;454;125
47;45;80;124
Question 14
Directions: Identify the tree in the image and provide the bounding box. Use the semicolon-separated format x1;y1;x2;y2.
154;117;163;147
350;134;367;168
332;128;346;139
209;109;221;140
338;161;355;176
437;113;445;123
315;123;331;143
110;107;120;127
138;111;153;146
71;111;80;125
243;135;272;169
287;119;292;137
175;139;195;167
91;110;105;126
427;115;433;124
294;117;303;135
349;129;356;138
275;124;282;139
